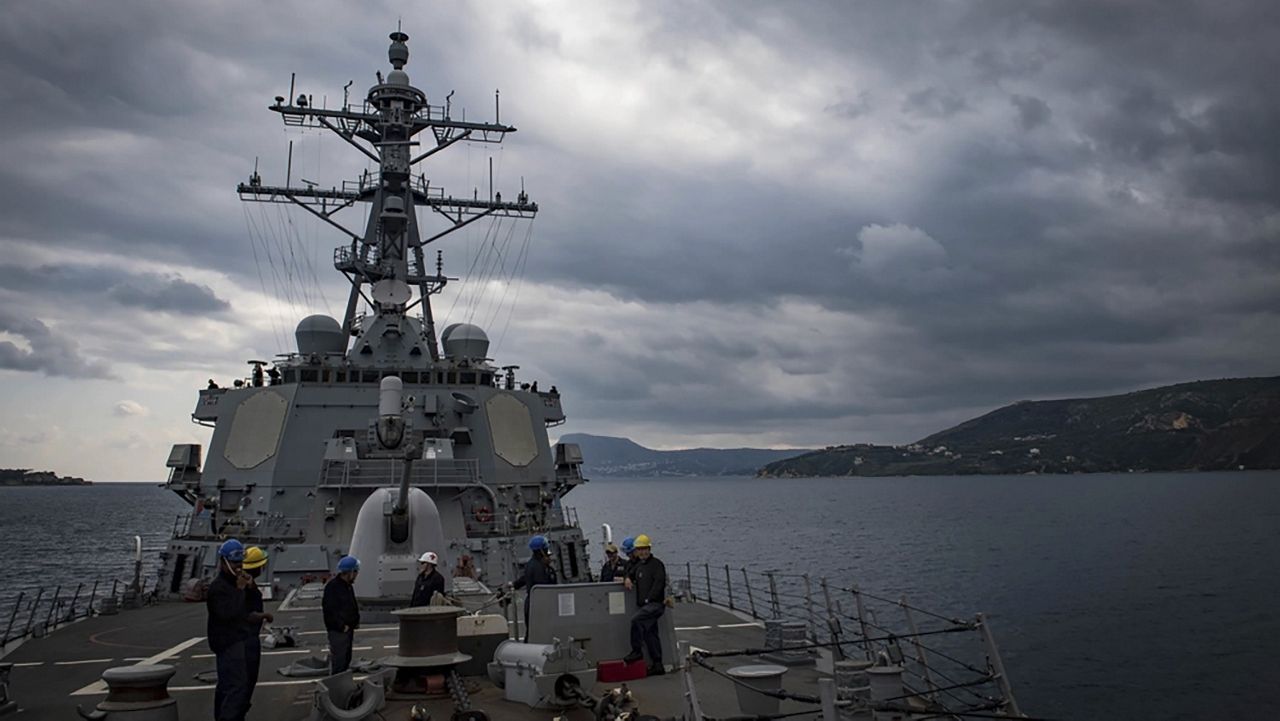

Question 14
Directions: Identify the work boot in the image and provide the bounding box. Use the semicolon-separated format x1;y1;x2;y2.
622;652;643;664
646;663;665;676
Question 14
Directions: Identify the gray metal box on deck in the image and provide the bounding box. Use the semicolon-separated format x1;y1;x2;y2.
527;582;676;668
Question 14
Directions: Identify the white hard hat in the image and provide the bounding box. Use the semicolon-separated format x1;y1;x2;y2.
418;551;439;564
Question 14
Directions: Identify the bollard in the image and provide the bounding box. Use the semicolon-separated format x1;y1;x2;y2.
763;619;814;666
867;665;905;721
76;664;178;721
726;664;787;716
834;659;874;720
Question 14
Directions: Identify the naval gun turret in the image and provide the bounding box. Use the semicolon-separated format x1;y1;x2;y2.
348;377;449;604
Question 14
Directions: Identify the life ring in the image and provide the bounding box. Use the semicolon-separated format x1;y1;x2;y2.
472;506;494;524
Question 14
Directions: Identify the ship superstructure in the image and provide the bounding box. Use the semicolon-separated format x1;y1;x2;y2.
159;31;589;598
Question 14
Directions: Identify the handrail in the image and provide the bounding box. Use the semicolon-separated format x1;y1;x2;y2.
1;574;159;652
677;560;1021;718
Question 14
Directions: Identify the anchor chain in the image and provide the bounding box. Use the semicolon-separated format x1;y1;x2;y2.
447;669;489;721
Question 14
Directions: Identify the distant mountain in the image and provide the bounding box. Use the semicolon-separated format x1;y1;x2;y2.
559;433;810;477
759;376;1280;477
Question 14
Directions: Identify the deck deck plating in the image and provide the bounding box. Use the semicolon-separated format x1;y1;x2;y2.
3;598;822;720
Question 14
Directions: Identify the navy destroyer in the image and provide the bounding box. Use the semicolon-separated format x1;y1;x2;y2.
0;29;1030;721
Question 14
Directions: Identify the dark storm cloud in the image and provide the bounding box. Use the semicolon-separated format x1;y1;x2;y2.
107;277;231;314
0;264;229;315
1;0;1278;450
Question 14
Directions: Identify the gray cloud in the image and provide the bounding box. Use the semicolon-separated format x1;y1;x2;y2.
901;87;968;119
1011;94;1051;130
107;276;231;314
0;309;115;379
113;400;149;417
0;264;230;315
1;0;1278;454
825;91;873;120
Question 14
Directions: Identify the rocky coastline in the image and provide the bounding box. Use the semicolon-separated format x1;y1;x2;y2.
0;468;91;486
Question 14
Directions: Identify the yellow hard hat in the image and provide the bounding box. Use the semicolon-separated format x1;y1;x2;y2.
243;546;268;570
633;534;652;549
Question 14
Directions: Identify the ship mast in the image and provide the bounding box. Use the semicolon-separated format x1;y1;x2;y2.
237;31;536;361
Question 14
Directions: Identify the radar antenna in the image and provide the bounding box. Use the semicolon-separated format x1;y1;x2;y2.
236;30;537;361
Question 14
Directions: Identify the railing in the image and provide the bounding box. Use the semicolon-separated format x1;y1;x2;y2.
172;513;316;542
678;561;1023;718
320;457;481;488
1;575;158;653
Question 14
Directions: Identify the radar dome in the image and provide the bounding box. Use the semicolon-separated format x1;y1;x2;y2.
441;323;489;361
296;315;345;355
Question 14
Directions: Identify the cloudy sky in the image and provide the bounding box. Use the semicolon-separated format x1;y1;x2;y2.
1;0;1277;480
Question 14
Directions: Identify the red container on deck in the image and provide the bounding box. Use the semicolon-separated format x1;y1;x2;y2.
597;658;648;682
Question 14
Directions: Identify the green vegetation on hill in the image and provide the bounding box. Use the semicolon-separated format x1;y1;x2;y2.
0;469;91;486
759;376;1280;477
559;433;809;477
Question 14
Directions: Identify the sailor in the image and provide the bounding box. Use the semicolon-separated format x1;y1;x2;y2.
623;534;667;675
511;535;557;641
207;379;219;390
599;543;624;582
619;536;637;577
323;556;361;674
241;547;273;713
206;538;268;721
409;551;445;607
267;367;281;385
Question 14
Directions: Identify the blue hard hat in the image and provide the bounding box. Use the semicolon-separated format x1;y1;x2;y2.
529;535;549;552
337;555;360;573
620;537;635;554
218;539;245;562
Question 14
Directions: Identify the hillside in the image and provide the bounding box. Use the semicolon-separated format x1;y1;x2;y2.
759;376;1280;477
559;433;809;477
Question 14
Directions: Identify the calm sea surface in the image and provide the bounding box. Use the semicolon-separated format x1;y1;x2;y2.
2;471;1277;720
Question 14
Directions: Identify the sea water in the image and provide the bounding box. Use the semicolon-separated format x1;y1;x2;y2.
2;471;1276;719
